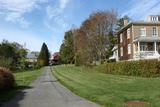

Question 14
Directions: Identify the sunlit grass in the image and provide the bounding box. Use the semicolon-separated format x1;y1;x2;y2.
53;65;160;107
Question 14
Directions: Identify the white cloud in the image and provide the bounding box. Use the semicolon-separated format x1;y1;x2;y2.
59;0;70;9
0;0;47;28
45;0;70;32
122;0;160;20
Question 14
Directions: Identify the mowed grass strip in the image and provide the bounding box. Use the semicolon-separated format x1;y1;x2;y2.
53;65;160;107
0;68;43;104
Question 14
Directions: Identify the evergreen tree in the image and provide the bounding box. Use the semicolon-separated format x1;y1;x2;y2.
107;31;117;58
37;43;50;66
59;30;74;63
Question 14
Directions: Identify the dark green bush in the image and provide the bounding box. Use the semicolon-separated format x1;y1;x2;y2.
99;60;160;77
0;67;15;91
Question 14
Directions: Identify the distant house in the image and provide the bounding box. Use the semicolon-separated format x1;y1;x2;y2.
112;15;160;61
26;52;39;63
50;52;60;65
109;45;119;61
52;52;60;61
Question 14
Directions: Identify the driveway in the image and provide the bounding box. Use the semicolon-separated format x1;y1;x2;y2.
2;67;100;107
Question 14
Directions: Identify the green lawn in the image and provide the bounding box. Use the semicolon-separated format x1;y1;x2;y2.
0;68;43;105
53;65;160;107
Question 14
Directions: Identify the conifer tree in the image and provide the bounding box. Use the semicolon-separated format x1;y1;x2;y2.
37;43;50;66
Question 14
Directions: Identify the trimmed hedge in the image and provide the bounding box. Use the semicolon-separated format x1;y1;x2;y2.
98;60;160;77
0;67;15;91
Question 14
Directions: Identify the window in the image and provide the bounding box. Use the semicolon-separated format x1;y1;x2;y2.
128;44;131;54
120;34;123;43
140;43;147;51
121;47;123;56
151;16;158;21
127;28;130;39
152;27;158;36
140;28;146;36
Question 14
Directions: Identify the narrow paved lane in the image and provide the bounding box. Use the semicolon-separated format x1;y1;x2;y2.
2;67;100;107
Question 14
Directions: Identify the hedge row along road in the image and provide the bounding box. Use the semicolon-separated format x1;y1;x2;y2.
2;67;99;107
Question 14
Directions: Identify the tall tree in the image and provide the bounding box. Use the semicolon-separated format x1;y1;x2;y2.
75;10;117;64
60;30;74;63
37;43;50;66
107;31;117;58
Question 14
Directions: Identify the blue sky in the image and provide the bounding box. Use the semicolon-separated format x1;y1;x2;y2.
0;0;160;53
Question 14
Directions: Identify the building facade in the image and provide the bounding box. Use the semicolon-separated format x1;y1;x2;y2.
26;51;39;63
117;15;160;61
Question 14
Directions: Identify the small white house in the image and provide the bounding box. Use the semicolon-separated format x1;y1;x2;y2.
109;45;119;61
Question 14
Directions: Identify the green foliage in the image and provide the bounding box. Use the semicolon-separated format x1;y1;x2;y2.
37;43;50;66
0;42;16;58
60;30;74;64
0;40;28;70
107;31;117;58
0;57;13;68
75;54;80;66
0;41;16;69
99;60;160;77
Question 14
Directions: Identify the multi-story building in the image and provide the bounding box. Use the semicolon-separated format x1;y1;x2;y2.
117;15;160;61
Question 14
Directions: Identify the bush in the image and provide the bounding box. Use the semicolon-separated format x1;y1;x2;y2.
0;67;15;91
75;54;80;66
98;60;160;77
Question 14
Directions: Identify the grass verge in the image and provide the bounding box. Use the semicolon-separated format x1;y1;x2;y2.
0;68;43;105
53;65;160;107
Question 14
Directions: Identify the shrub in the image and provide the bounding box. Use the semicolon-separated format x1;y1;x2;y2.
75;54;80;66
98;60;160;77
0;67;15;91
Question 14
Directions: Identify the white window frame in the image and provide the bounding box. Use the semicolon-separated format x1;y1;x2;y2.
140;27;146;37
151;16;158;21
120;33;123;43
128;44;131;54
127;28;130;39
152;27;158;37
121;47;123;56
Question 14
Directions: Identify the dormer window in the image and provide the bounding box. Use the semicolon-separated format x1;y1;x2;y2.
146;15;160;22
151;16;158;21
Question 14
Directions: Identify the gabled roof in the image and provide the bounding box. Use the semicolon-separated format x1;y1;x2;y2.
26;52;39;59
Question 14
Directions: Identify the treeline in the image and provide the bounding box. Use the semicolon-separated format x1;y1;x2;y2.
0;40;50;70
0;41;50;92
60;10;125;65
0;40;27;70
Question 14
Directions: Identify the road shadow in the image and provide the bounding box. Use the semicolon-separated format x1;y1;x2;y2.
0;86;33;107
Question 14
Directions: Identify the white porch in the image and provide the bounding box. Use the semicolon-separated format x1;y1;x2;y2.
134;41;160;60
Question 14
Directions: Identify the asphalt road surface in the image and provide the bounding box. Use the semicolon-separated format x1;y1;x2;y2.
2;67;100;107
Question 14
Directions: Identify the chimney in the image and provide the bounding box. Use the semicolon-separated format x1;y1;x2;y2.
123;16;129;26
